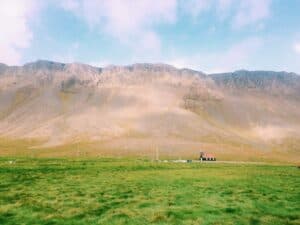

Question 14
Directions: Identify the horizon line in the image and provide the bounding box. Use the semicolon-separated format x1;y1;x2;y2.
0;59;299;75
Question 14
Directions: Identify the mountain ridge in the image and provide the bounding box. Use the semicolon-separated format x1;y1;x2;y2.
1;60;299;76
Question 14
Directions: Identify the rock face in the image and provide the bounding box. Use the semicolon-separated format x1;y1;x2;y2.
0;60;299;161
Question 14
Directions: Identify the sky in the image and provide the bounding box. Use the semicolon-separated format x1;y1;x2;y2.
0;0;300;73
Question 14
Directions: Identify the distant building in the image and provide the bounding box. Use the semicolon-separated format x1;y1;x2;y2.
199;152;216;161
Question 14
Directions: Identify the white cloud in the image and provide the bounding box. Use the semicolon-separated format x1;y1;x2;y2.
133;31;161;55
0;0;40;65
165;37;263;73
52;41;81;63
60;0;177;53
61;0;80;11
294;42;300;54
209;37;262;72
0;0;273;67
217;0;233;11
181;0;272;29
232;0;272;28
58;0;272;64
181;0;211;18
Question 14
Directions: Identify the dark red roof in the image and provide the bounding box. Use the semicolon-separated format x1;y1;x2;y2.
202;153;215;158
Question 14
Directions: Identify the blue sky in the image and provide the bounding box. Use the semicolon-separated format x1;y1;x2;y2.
1;0;300;73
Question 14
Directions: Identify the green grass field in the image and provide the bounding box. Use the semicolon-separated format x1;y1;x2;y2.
0;158;299;225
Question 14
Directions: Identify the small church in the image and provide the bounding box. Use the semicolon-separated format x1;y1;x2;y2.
199;152;216;161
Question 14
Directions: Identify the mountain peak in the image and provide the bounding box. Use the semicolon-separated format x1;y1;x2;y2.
0;63;8;74
130;63;176;69
23;60;66;71
64;62;101;74
103;63;177;73
0;62;8;67
211;70;300;92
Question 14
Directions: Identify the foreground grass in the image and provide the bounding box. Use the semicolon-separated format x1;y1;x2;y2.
0;158;299;225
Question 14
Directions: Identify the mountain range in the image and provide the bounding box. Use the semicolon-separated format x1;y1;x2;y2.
0;60;299;162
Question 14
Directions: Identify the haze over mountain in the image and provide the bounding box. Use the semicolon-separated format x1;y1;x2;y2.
0;60;299;162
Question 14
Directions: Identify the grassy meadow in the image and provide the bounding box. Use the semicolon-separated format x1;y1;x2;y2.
0;158;299;225
1;137;299;163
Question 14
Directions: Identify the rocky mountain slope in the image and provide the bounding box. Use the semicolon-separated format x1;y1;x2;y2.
0;60;299;161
